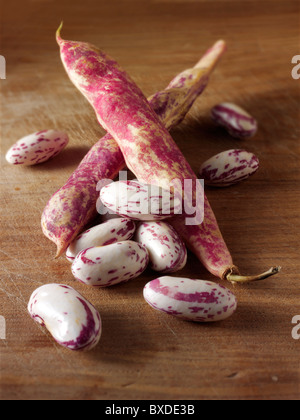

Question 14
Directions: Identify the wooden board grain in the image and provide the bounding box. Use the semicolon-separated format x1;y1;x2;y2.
0;0;299;400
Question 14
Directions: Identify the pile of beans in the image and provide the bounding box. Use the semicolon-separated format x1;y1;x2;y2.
28;178;241;351
6;28;272;351
8;103;261;351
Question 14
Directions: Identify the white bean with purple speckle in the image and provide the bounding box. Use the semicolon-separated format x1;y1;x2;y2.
100;180;181;221
135;221;187;273
211;103;258;139
144;277;237;322
28;284;102;351
71;240;149;287
66;218;136;262
6;130;69;166
199;149;259;187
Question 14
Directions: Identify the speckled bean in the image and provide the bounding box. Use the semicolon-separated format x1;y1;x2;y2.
100;180;180;221
66;218;136;262
6;130;69;166
211;103;258;139
199;149;259;187
144;277;237;322
28;284;102;351
135;222;187;273
71;240;149;287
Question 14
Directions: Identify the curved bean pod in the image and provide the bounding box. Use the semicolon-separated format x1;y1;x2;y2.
71;241;149;287
135;221;187;273
143;276;237;322
28;284;102;351
199;149;259;187
42;136;124;257
6;130;69;166
66;217;136;262
42;32;226;258
211;103;258;139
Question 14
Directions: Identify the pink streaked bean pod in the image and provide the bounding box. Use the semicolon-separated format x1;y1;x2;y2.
144;277;237;322
28;284;102;351
43;37;226;258
211;103;258;139
199;149;259;187
55;29;280;284
53;29;235;282
71;240;149;287
6;130;69;166
99;180;181;221
135;221;187;273
66;218;136;262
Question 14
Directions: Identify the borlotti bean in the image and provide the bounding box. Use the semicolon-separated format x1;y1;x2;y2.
28;284;102;351
211;103;258;139
144;277;237;322
66;218;136;262
135;222;187;273
199;149;260;187
6;130;69;166
71;240;149;287
100;180;181;221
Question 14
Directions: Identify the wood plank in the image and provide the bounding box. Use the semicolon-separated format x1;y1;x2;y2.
0;0;299;400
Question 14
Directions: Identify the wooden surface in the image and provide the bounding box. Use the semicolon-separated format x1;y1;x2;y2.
1;0;299;401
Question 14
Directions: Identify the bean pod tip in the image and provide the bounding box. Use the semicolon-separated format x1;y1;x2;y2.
226;266;282;284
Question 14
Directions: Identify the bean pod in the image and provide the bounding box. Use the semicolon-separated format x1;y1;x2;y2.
56;30;232;279
43;37;226;258
211;103;258;139
199;149;259;187
6;130;69;166
71;240;149;287
28;284;102;351
144;277;237;322
135;221;187;273
66;218;136;262
100;180;181;221
53;28;232;281
56;29;280;285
